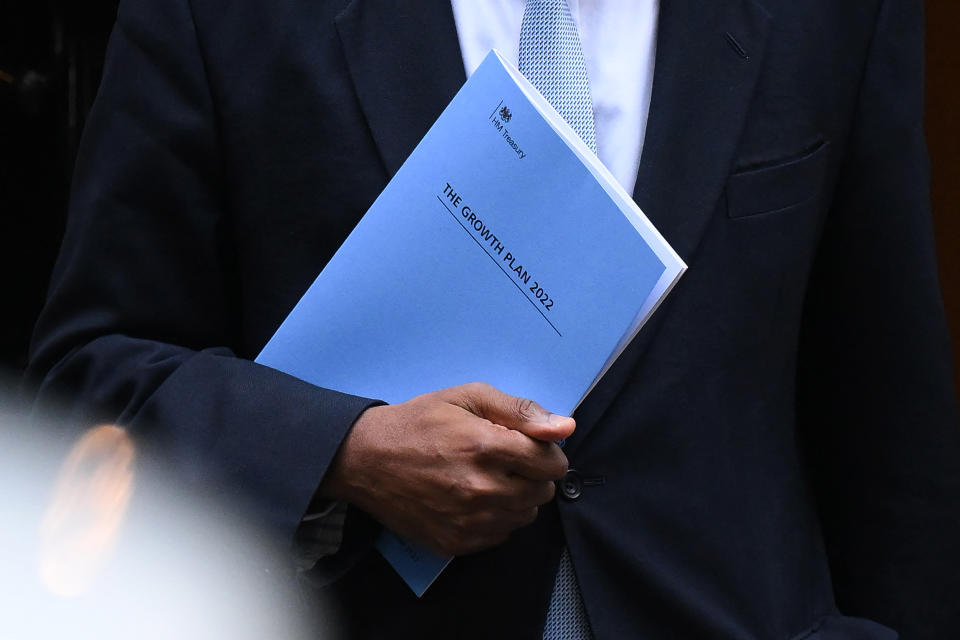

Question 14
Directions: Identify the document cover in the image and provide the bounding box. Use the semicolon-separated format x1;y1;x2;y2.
257;51;686;596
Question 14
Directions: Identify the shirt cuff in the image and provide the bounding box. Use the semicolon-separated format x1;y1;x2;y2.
293;500;348;570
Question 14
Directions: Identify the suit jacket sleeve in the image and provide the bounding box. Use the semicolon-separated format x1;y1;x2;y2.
797;0;960;636
25;0;377;541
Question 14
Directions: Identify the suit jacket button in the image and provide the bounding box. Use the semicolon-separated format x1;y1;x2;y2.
559;469;583;501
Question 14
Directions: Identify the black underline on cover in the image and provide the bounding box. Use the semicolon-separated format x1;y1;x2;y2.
490;100;503;121
437;195;562;337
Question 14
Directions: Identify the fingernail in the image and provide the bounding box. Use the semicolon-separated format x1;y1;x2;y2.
548;413;574;427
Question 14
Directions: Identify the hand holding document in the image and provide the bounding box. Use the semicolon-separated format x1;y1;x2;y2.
319;383;573;557
257;50;686;595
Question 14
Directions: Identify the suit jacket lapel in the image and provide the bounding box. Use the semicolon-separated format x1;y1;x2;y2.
568;0;773;453
335;0;466;177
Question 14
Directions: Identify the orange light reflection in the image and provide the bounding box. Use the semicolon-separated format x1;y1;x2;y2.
38;425;135;597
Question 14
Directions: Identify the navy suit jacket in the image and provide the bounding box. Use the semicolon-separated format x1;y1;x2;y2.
28;0;960;638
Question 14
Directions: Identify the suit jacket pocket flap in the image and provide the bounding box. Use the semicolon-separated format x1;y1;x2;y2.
727;141;830;218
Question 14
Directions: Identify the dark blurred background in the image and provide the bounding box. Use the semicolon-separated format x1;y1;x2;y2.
2;0;959;404
1;0;119;399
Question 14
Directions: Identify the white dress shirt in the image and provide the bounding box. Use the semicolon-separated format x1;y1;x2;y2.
450;0;660;194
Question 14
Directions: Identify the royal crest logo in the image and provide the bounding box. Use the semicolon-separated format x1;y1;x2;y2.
499;106;513;122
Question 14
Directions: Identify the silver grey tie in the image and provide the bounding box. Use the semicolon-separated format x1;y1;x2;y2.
518;0;598;154
542;546;593;639
519;2;596;638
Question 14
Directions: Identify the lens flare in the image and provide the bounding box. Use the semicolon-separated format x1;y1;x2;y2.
38;425;135;597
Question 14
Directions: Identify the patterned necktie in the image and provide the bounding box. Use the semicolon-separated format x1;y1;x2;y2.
519;3;596;638
519;0;598;153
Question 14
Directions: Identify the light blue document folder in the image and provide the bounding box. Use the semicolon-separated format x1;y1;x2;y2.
256;51;685;596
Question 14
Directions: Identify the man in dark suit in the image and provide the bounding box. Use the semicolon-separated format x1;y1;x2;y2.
28;0;960;638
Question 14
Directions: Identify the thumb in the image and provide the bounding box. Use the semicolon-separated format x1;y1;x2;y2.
449;382;576;442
